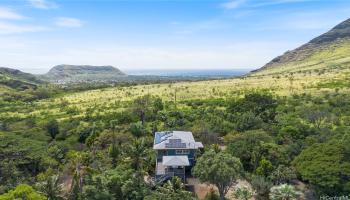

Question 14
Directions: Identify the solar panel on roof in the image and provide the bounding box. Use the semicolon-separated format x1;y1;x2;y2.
165;143;186;148
165;138;186;148
169;139;181;143
155;131;173;144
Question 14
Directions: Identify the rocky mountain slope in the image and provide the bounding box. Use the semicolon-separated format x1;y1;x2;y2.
252;18;350;76
41;65;126;83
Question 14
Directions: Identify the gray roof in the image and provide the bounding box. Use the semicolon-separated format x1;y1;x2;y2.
153;131;203;150
162;156;190;166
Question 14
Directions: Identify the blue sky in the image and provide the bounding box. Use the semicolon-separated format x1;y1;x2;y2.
0;0;350;73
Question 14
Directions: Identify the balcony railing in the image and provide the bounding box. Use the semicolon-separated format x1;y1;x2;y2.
155;170;186;183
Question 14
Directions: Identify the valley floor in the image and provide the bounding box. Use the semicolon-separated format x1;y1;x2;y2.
2;67;349;121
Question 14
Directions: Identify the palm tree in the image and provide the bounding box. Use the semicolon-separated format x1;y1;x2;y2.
234;187;253;200
67;151;90;200
270;184;301;200
37;175;63;200
126;138;150;172
164;176;184;192
132;95;151;125
109;120;120;167
144;177;194;200
68;173;81;200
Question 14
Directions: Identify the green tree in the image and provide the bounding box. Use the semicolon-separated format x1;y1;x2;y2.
210;144;221;153
67;151;91;200
192;150;243;200
270;165;296;185
255;158;273;177
251;176;272;200
132;95;152;125
83;175;113;200
192;120;218;145
234;111;263;132
226;130;273;171
293;141;350;195
301;105;331;130
129;121;146;138
77;124;95;144
126;138;151;173
109;120;120;167
0;184;46;200
85;123;99;148
153;97;164;114
107;166;150;200
145;177;194;200
269;184;300;200
45;119;59;140
109;141;120;168
228;93;277;123
83;166;149;200
69;173;82;200
234;187;253;200
36;174;63;200
34;87;51;99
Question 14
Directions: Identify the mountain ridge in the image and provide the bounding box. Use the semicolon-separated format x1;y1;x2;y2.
0;67;43;91
0;67;43;84
252;18;350;75
41;64;127;83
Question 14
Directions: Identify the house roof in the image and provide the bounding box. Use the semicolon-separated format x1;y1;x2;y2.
153;131;203;150
195;142;204;148
162;156;190;166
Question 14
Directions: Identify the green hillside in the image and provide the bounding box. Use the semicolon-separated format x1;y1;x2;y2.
0;67;42;88
0;67;47;102
0;67;40;93
251;18;350;76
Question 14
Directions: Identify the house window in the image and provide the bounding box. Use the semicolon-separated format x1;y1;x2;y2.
176;149;190;155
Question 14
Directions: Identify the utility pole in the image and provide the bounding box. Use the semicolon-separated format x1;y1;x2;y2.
174;87;177;108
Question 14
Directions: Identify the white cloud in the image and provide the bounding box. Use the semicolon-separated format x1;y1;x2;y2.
0;7;48;35
55;17;83;28
221;0;246;9
0;21;47;34
28;0;58;9
253;0;316;7
0;7;24;20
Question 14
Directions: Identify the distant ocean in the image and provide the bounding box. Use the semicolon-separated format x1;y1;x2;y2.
125;69;251;77
23;68;252;77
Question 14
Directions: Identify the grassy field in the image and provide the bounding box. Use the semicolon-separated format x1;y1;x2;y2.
2;38;350;122
1;65;349;122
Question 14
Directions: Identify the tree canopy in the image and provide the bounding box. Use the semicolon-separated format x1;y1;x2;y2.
192;150;243;200
293;140;350;195
0;184;46;200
